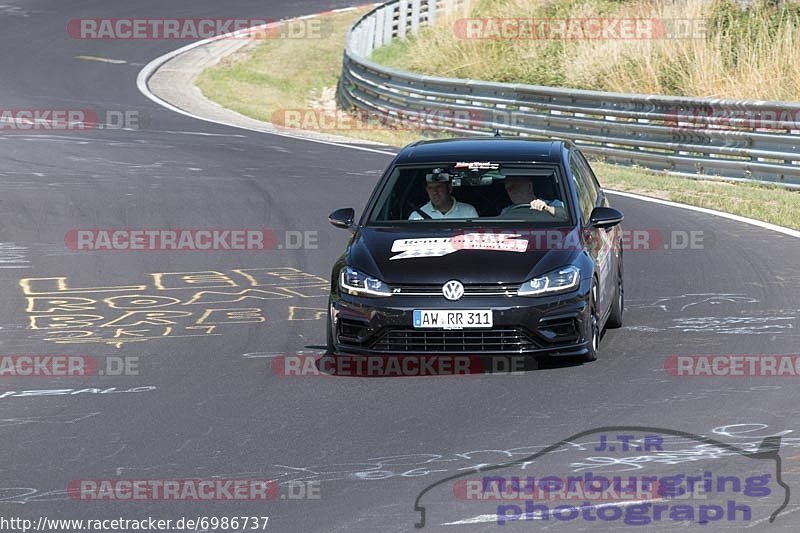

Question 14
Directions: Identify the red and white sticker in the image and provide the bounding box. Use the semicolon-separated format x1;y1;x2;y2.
390;233;528;260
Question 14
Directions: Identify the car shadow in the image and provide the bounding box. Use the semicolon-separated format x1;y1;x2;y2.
301;345;585;378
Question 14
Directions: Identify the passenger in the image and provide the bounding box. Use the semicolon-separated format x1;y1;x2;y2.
408;170;478;220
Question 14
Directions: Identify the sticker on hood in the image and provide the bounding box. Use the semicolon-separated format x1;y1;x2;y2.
390;233;528;260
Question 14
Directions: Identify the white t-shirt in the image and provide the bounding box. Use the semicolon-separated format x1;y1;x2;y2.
408;198;479;220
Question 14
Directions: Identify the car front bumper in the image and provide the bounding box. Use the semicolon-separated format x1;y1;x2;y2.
329;286;592;357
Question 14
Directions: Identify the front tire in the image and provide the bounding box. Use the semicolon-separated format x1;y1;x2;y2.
326;307;336;355
582;282;600;362
607;255;624;329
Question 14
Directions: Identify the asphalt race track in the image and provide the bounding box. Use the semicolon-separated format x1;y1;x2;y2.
1;1;799;532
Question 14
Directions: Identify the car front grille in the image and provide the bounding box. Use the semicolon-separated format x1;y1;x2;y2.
369;327;542;353
389;283;521;297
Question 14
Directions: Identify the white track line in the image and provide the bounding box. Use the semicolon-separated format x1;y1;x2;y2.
135;6;395;157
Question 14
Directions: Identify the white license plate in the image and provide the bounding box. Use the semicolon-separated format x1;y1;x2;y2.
412;310;493;329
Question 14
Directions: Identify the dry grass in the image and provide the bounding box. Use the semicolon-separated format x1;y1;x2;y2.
376;0;800;100
197;8;445;147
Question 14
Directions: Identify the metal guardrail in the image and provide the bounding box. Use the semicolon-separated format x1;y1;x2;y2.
338;0;800;188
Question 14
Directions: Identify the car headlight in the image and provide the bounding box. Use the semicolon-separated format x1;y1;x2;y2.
517;265;580;296
339;266;391;297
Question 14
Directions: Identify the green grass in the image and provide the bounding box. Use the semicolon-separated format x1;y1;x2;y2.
370;37;413;65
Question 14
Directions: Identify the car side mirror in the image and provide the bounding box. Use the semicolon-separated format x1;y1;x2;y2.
589;207;624;229
329;208;355;230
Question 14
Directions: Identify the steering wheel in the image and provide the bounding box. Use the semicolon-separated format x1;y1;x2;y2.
506;203;535;212
503;203;556;220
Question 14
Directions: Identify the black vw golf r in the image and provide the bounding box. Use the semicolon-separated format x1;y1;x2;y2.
327;137;624;362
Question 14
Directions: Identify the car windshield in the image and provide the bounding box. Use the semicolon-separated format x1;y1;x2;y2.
367;162;571;225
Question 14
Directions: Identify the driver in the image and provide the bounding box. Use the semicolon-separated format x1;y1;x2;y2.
408;170;478;220
500;176;564;217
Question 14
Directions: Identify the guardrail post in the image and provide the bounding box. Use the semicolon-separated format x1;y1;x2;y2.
398;0;409;39
411;0;421;34
385;5;396;42
374;8;385;48
364;13;377;53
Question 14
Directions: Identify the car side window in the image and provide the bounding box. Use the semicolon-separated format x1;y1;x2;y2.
569;157;594;224
574;150;601;201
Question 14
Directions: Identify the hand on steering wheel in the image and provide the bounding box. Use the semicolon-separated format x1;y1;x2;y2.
505;202;555;218
529;199;550;212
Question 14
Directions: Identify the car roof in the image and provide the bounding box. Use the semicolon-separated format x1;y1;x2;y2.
393;137;570;165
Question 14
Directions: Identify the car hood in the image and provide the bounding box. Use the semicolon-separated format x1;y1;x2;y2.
348;226;582;285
